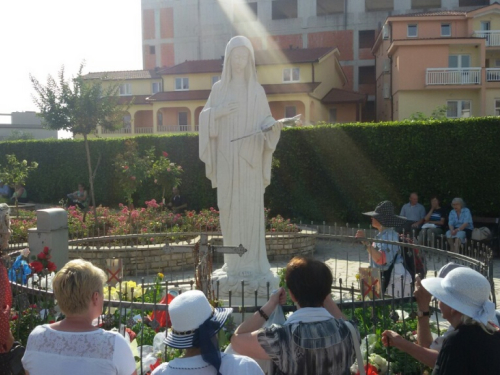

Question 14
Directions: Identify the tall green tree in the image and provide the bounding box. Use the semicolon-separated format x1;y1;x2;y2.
30;64;124;222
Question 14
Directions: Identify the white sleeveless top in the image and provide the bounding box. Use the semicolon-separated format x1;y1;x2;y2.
22;324;136;375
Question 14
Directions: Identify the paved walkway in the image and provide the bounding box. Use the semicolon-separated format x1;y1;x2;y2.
140;238;500;306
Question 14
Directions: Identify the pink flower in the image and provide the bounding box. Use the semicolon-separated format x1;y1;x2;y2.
130;176;136;181
162;151;168;157
167;168;171;172
119;203;124;208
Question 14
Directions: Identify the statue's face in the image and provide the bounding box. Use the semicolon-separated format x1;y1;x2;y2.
230;46;250;76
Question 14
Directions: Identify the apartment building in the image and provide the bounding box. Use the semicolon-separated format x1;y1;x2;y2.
374;2;500;120
82;47;364;137
140;0;492;122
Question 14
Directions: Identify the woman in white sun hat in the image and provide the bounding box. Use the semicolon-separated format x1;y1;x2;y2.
421;267;500;374
152;290;263;375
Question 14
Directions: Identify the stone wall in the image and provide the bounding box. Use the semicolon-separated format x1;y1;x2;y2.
69;233;316;276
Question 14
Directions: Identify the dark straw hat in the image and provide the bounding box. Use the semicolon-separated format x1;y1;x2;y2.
363;201;407;228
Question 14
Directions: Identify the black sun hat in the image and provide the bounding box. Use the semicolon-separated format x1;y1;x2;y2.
363;201;407;228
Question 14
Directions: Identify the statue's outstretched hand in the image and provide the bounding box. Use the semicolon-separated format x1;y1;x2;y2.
214;102;239;120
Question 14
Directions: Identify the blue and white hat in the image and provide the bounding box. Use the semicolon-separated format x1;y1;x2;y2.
164;290;232;349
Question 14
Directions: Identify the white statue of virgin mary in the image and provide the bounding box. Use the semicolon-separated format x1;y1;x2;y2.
199;36;282;295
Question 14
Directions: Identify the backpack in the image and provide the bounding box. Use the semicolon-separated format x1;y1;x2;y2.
399;234;427;282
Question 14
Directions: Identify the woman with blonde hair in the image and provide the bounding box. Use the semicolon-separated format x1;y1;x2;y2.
22;259;136;375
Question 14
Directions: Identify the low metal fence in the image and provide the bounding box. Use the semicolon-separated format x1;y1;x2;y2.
7;225;495;375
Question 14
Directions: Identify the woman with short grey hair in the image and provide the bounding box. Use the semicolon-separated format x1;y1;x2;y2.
446;197;473;252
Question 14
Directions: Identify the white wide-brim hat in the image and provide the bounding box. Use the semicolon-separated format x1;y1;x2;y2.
164;290;232;349
421;267;495;325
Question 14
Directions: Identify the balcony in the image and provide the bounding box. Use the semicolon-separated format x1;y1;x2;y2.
486;68;500;82
473;31;500;47
135;127;153;134
101;127;131;134
426;68;481;85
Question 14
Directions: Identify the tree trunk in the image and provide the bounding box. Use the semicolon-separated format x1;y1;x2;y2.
84;134;99;227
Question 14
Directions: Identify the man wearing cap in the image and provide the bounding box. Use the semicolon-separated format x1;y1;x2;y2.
152;290;263;375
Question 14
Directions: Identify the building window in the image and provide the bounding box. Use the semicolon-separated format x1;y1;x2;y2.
119;83;132;96
175;77;189;91
359;66;376;85
316;0;344;16
459;0;488;5
411;0;440;9
149;45;156;54
441;24;451;37
329;108;337;123
495;100;500;116
283;68;300;82
157;111;163;126
285;105;296;118
447;100;471;118
272;0;297;20
152;82;162;94
212;76;220;85
365;0;394;12
359;30;376;49
234;2;257;22
407;24;418;38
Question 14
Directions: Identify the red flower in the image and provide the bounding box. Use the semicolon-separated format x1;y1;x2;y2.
357;364;379;375
43;246;50;254
37;252;46;260
150;358;161;372
125;328;136;341
162;151;168;157
123;165;129;170
30;261;43;273
47;262;57;273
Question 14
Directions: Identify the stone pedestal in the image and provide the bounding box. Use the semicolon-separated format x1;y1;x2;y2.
28;208;68;271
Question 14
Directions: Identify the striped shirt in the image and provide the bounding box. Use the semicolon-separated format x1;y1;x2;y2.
257;318;356;375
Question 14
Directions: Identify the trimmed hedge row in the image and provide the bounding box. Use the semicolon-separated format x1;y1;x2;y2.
1;117;499;223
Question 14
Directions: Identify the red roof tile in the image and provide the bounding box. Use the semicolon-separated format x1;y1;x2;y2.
148;90;212;101
321;88;366;104
82;70;161;80
392;10;467;17
254;47;335;65
159;48;337;75
116;95;152;105
160;60;224;75
262;83;320;95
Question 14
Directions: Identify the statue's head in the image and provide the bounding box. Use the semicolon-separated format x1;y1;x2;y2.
223;36;256;83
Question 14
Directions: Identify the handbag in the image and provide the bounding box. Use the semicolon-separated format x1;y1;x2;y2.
344;320;366;375
0;342;26;375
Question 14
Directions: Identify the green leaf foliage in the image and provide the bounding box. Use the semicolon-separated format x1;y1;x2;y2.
1;117;499;223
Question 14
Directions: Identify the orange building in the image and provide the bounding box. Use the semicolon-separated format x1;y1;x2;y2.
82;47;365;137
374;3;500;121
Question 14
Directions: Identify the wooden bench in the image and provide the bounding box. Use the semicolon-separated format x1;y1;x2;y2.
472;216;500;255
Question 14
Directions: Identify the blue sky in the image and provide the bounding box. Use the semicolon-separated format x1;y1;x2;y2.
0;0;143;126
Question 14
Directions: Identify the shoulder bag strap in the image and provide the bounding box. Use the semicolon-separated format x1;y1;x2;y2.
344;320;366;375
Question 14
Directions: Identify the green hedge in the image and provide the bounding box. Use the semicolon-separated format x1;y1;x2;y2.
1;117;500;223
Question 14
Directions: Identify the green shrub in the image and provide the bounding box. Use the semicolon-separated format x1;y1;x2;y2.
2;117;500;223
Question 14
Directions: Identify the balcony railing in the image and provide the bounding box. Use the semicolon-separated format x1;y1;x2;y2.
473;30;500;47
135;127;153;134
426;68;481;85
486;68;500;82
101;127;131;134
157;125;191;133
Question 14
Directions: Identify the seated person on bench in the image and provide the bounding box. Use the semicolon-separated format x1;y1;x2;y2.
67;183;88;210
